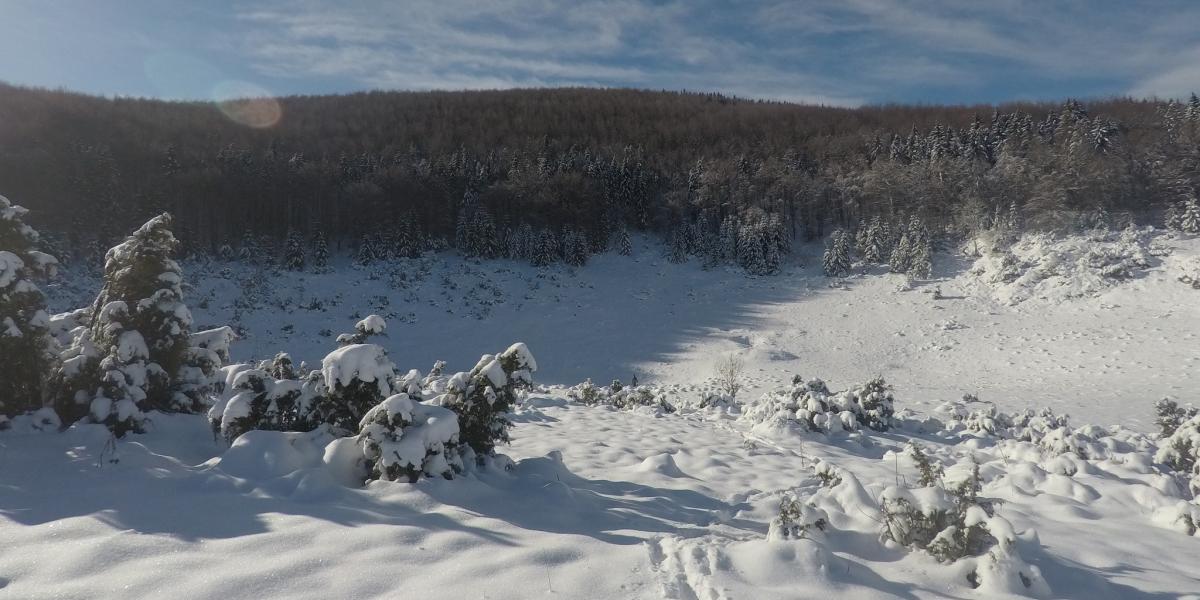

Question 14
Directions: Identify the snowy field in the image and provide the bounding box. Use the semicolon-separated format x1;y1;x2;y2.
4;229;1200;599
44;230;1200;428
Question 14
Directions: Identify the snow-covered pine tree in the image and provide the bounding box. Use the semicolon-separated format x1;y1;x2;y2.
84;301;153;435
455;188;478;250
854;218;870;257
0;194;59;420
283;229;305;271
57;214;193;431
337;314;387;346
436;343;537;457
466;208;499;258
861;216;887;263
616;226;633;256
238;228;259;263
96;214;191;408
822;229;852;277
889;230;913;273
1172;196;1200;234
908;235;933;279
312;229;330;270
562;227;588;266
532;229;558;266
667;227;688;263
358;393;463;482
317;336;396;433
258;233;277;268
515;223;535;260
767;213;790;257
355;233;376;266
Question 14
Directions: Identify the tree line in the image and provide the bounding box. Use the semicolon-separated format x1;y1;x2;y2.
1;83;1198;274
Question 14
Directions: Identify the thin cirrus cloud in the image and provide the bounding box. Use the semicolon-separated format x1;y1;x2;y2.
1;0;1198;105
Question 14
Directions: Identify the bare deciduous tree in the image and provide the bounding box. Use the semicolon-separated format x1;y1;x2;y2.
714;354;745;396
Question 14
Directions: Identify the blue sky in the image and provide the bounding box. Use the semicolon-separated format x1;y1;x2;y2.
3;0;1199;106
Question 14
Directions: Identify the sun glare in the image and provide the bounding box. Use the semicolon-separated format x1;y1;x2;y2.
211;80;282;128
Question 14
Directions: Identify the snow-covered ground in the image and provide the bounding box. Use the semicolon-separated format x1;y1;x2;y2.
5;229;1199;599
46;230;1200;428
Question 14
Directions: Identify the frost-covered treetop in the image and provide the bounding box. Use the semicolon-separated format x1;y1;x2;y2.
357;315;387;335
499;342;537;386
91;212;184;321
321;343;396;396
337;314;387;346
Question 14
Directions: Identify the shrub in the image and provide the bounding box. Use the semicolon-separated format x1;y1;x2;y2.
436;343;537;456
358;393;463;482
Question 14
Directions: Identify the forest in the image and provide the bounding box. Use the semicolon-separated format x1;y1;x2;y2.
1;83;1198;274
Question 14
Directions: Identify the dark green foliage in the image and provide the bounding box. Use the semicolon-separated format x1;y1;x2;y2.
0;194;58;418
440;343;537;456
1155;398;1198;437
0;85;1191;271
89;213;191;411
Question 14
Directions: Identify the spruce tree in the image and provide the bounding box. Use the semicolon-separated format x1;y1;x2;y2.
562;227;588;266
532;229;558;267
908;236;933;279
437;343;537;457
889;230;913;274
0;194;59;420
312;229;330;270
616;226;633;256
1173;196;1200;234
355;234;376;266
822;229;852;277
861;216;887;263
667;228;688;263
58;213;193;430
283;229;306;271
238;228;259;263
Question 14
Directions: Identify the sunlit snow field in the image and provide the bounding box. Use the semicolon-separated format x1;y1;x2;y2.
4;230;1198;599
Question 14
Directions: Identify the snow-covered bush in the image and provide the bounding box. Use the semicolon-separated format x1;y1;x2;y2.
937;397;1069;443
317;342;396;433
1176;256;1200;289
210;367;326;444
1156;413;1200;495
435;342;537;456
1156;398;1198;436
175;326;238;410
768;493;829;541
0;194;59;420
336;314;387;346
967;227;1157;304
566;379;677;413
357;393;463;482
877;461;1047;595
741;375;894;435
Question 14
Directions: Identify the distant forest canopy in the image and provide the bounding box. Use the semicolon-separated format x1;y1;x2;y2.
1;82;1198;273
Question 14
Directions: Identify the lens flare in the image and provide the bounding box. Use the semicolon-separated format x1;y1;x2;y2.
211;81;282;129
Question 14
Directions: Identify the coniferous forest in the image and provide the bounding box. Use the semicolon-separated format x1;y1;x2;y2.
2;83;1199;275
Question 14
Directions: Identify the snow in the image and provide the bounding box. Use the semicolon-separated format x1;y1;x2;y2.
43;231;1195;428
356;314;387;335
320;343;395;395
7;229;1200;598
0;249;23;288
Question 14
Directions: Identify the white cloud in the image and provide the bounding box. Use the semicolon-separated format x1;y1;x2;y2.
225;0;1200;104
